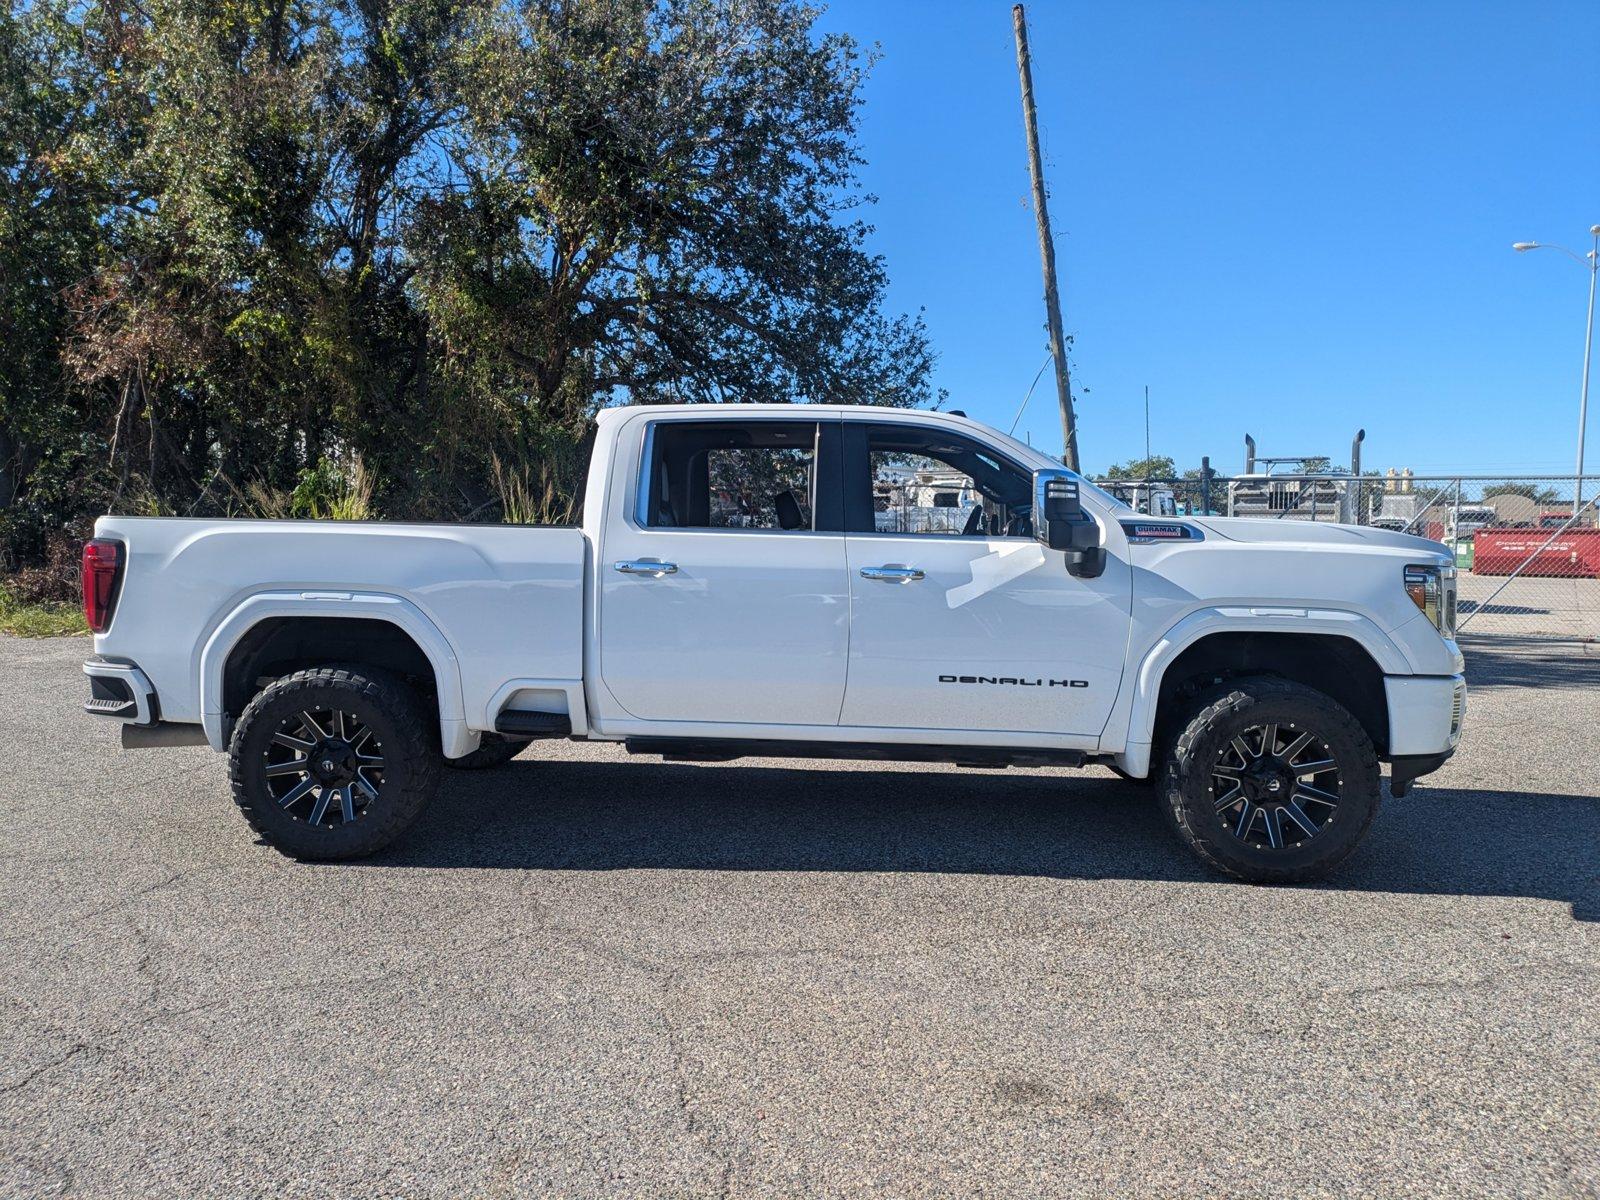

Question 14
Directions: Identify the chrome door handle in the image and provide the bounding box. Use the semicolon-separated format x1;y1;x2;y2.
614;559;678;577
860;565;925;583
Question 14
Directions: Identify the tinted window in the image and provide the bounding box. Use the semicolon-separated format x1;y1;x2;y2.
863;425;1032;537
645;422;816;531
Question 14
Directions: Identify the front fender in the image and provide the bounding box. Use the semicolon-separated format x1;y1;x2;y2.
1105;606;1412;778
196;591;472;757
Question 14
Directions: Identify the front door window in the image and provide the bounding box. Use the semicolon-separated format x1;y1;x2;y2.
856;425;1034;539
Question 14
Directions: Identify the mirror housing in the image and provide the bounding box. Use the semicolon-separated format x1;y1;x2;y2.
1034;469;1106;578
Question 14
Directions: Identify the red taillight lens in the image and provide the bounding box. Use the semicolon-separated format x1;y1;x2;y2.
82;539;122;633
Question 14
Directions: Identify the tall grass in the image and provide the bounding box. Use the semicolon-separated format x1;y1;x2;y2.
311;460;376;521
492;454;581;526
0;587;88;637
233;457;376;521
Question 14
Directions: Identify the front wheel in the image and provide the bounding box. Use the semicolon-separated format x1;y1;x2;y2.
1159;676;1380;884
229;666;441;860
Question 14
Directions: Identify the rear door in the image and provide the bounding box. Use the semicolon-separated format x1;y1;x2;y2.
839;420;1132;738
597;417;849;726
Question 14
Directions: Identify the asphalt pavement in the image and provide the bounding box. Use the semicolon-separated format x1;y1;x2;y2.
2;635;1597;1198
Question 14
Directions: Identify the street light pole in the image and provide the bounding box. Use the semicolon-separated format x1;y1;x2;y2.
1514;225;1600;509
1578;226;1598;509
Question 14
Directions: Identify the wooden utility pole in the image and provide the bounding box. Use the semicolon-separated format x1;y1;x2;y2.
1011;4;1080;471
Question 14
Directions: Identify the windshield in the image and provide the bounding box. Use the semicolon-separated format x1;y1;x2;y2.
973;423;1133;512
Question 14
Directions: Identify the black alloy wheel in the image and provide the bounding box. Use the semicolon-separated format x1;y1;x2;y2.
229;666;440;860
1208;722;1342;850
1160;676;1380;884
262;705;387;828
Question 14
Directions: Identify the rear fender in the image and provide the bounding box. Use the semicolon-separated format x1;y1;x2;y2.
197;592;472;757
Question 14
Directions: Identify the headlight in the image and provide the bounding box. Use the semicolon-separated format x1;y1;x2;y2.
1404;563;1456;638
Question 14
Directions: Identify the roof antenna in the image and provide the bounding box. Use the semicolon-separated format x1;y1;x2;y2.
1144;385;1151;469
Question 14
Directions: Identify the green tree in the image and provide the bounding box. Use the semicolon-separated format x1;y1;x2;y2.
0;2;115;571
411;0;937;436
1481;481;1560;505
1104;455;1176;480
2;0;938;577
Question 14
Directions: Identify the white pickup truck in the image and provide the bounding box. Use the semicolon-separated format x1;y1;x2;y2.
80;404;1466;882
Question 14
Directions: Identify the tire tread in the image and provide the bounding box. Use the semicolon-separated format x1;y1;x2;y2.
228;665;440;860
1159;675;1380;884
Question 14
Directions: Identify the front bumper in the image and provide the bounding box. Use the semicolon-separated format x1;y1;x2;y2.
1383;673;1466;795
1384;673;1466;756
82;658;158;726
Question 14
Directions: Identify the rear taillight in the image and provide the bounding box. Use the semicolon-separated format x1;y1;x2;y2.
82;539;123;633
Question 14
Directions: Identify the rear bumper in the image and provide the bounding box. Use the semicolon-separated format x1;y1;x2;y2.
82;658;158;726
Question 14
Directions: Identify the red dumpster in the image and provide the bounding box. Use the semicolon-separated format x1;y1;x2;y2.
1472;527;1600;577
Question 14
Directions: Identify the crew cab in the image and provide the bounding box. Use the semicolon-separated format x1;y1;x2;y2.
80;405;1466;882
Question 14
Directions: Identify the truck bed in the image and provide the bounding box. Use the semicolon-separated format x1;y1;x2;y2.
90;516;587;737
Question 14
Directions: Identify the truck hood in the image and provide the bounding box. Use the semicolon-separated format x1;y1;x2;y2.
1191;517;1448;558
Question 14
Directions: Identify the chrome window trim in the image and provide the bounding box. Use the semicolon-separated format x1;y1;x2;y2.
633;420;657;528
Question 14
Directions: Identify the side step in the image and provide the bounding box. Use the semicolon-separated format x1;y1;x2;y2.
624;736;1087;770
494;710;573;738
85;695;138;718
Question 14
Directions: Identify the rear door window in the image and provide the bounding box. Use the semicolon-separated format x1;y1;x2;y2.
644;422;819;531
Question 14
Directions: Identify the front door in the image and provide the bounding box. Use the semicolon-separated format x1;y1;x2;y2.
598;417;849;726
839;421;1132;738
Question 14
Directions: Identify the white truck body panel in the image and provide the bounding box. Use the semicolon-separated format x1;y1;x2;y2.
91;519;585;756
597;524;849;725
88;403;1464;774
836;532;1131;737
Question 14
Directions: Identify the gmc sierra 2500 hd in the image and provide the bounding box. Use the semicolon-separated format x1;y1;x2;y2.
80;405;1466;882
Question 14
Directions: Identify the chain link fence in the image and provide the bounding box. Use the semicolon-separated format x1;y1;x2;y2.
1093;473;1600;644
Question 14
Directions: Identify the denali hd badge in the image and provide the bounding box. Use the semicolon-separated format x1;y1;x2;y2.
940;675;1088;688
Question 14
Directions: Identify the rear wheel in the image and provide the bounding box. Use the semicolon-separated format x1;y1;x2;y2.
229;666;441;860
445;733;532;771
1159;676;1380;884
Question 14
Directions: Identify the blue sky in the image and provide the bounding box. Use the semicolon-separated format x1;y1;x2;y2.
818;0;1600;477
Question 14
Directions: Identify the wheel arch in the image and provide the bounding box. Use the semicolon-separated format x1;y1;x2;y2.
1113;609;1406;778
198;593;473;757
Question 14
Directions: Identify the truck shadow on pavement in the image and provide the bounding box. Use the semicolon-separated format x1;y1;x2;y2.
381;759;1599;922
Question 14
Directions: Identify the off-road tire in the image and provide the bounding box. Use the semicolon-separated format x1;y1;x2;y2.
445;733;532;771
229;666;441;860
1159;675;1380;884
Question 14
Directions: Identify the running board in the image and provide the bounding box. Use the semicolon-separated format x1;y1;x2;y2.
494;710;573;738
624;736;1089;770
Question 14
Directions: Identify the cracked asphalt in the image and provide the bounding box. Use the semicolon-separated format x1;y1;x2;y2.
2;635;1598;1198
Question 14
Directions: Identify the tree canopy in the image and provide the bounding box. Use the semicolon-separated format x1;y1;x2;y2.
0;0;938;588
1481;482;1561;505
1103;455;1176;480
